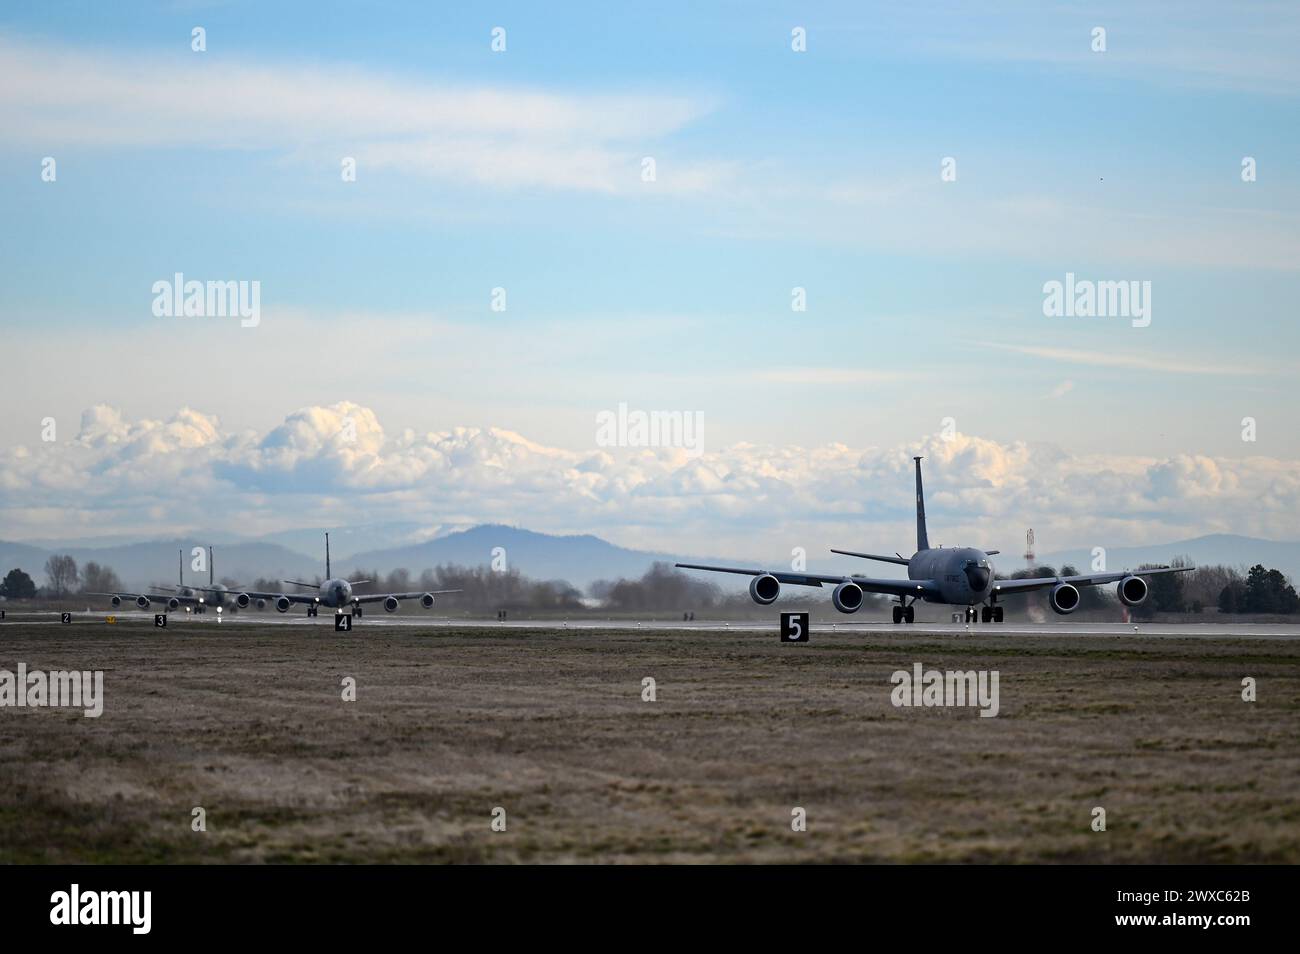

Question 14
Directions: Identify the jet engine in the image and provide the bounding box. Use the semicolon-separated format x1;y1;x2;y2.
748;574;780;605
235;592;251;608
167;597;180;611
832;580;864;614
135;595;150;609
420;593;435;608
275;596;291;613
1117;575;1148;607
384;596;400;613
1049;582;1081;615
255;598;266;610
110;595;122;608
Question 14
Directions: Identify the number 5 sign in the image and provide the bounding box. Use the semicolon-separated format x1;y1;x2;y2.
780;611;810;643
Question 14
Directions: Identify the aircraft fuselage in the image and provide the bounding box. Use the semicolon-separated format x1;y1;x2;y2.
908;546;995;605
317;579;354;608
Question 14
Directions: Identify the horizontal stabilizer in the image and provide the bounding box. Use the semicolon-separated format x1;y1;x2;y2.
830;549;910;566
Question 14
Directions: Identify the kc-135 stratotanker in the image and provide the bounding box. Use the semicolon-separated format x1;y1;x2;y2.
677;457;1192;623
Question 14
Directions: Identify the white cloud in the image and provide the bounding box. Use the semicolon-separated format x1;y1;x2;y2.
4;403;1300;557
984;342;1282;377
0;34;716;193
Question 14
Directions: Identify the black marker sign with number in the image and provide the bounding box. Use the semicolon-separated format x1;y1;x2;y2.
780;611;810;643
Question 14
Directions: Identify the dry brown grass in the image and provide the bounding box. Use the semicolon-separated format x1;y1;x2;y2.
1;620;1297;863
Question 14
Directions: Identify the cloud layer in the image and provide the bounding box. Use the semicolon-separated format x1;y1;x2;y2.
0;34;716;193
3;402;1298;557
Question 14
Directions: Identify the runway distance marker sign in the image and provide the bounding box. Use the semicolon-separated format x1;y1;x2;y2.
780;612;810;643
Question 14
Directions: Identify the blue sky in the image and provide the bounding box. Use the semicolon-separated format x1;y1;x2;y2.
2;1;1299;553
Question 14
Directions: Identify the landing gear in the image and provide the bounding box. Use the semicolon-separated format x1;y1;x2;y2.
892;605;903;624
994;605;1003;623
976;604;1004;623
354;604;363;618
965;606;977;623
892;602;915;624
307;605;318;618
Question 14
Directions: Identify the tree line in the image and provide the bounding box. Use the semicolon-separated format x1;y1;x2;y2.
2;554;1298;617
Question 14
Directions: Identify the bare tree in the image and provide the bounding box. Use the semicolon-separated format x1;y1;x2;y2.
44;554;79;598
80;561;122;594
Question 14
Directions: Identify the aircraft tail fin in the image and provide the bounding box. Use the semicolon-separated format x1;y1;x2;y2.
914;456;930;551
208;546;214;586
179;549;183;587
325;532;332;580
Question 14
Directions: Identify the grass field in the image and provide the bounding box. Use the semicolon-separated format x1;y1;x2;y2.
2;619;1297;863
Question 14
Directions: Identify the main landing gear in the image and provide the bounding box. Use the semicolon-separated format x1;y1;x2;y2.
892;600;915;624
966;604;1005;623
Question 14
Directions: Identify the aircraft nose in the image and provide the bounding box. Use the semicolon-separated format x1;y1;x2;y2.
965;566;990;591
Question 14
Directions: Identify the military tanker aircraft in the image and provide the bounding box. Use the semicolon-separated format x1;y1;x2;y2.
677;457;1192;623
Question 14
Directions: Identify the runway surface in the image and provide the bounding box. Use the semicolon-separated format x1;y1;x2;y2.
6;609;1300;638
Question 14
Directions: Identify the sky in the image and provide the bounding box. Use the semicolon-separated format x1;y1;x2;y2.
2;1;1299;562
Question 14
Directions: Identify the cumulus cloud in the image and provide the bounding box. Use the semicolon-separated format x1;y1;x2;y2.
3;403;1300;556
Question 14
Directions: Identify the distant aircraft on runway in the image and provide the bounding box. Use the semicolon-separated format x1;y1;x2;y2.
224;532;460;618
91;548;215;613
677;457;1193;623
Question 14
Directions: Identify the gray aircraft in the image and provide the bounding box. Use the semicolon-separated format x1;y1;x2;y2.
95;546;253;613
676;457;1192;623
231;532;460;618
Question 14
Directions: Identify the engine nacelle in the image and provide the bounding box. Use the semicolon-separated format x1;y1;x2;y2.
167;597;180;611
384;596;400;613
832;580;864;614
1049;582;1081;615
275;596;291;613
420;593;435;608
255;598;266;610
1117;575;1148;607
748;574;781;605
235;592;251;608
135;595;151;609
110;595;122;608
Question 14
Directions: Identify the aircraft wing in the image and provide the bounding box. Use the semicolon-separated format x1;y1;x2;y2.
991;565;1194;595
674;564;940;599
88;591;206;606
353;589;462;605
255;591;317;604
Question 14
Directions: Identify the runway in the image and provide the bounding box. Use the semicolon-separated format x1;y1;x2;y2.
7;610;1299;639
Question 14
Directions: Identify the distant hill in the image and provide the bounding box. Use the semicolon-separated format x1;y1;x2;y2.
344;525;674;588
